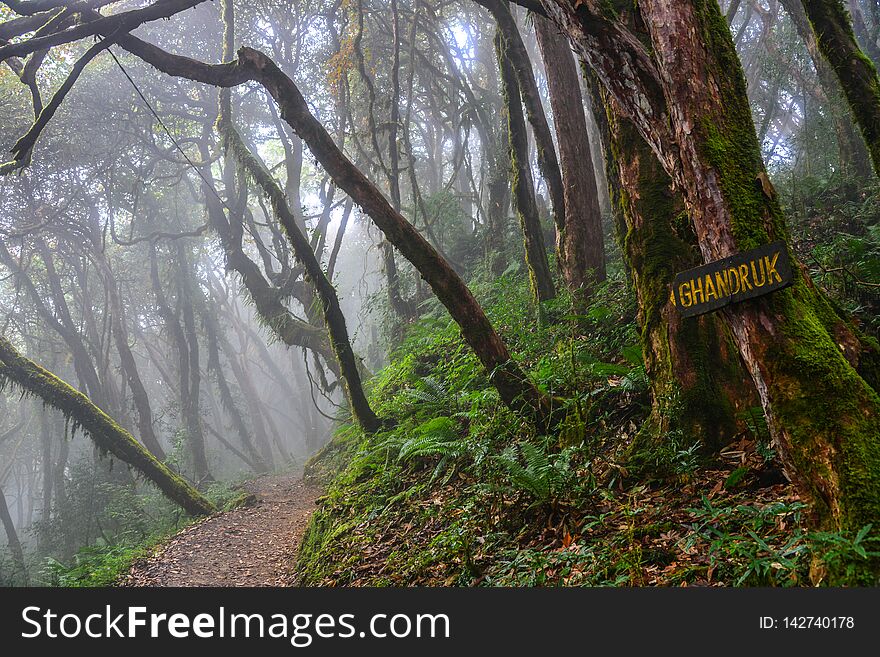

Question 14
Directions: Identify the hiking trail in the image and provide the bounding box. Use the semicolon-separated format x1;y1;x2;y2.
124;474;320;587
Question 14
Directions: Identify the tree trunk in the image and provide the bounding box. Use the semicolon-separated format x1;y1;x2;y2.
39;408;52;521
534;14;606;297
799;0;880;176
848;0;880;66
604;95;754;455
779;0;872;178
481;0;567;256
174;244;212;483
637;0;880;549
219;121;383;434
497;28;557;303
106;36;557;427
0;485;27;584
0;336;215;516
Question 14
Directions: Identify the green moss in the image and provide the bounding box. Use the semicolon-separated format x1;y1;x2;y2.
767;284;880;532
0;337;216;517
609;107;745;454
802;0;880;172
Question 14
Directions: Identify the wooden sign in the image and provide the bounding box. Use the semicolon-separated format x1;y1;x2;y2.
672;241;793;318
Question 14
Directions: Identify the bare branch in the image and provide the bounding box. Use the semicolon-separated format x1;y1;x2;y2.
0;0;207;62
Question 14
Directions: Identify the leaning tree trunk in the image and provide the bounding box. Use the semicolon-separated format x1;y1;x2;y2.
101;34;556;426
534;14;606;297
219;121;383;434
496;28;557;303
799;0;880;176
0;336;215;516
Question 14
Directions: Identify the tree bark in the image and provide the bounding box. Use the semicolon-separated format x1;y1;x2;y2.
0;336;215;516
497;28;557;303
534;14;606;297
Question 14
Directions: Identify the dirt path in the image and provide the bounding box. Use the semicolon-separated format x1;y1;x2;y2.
124;474;321;587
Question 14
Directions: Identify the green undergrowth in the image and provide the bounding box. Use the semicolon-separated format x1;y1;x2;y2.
41;479;246;587
297;271;880;586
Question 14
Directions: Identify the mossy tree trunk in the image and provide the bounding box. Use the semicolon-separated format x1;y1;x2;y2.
580;3;753;455
799;0;880;176
543;0;880;549
496;27;557;303
605;98;754;455
219;120;383;435
641;0;880;541
846;0;880;66
779;0;872;178
0;336;215;517
194;133;340;376
534;14;606;298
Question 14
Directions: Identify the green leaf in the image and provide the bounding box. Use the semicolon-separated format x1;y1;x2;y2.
724;466;750;489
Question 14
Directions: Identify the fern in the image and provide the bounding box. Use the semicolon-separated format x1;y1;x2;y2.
497;442;572;504
403;376;452;415
397;417;462;462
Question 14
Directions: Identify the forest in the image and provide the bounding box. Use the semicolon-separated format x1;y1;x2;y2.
0;0;879;588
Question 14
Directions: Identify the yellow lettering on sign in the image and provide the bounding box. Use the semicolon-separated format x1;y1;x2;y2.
751;258;766;287
728;267;741;295
691;276;704;305
704;274;717;301
715;270;730;298
679;282;692;307
739;264;752;291
765;252;782;284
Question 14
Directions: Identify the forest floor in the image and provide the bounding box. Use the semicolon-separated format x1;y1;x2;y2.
123;474;321;586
